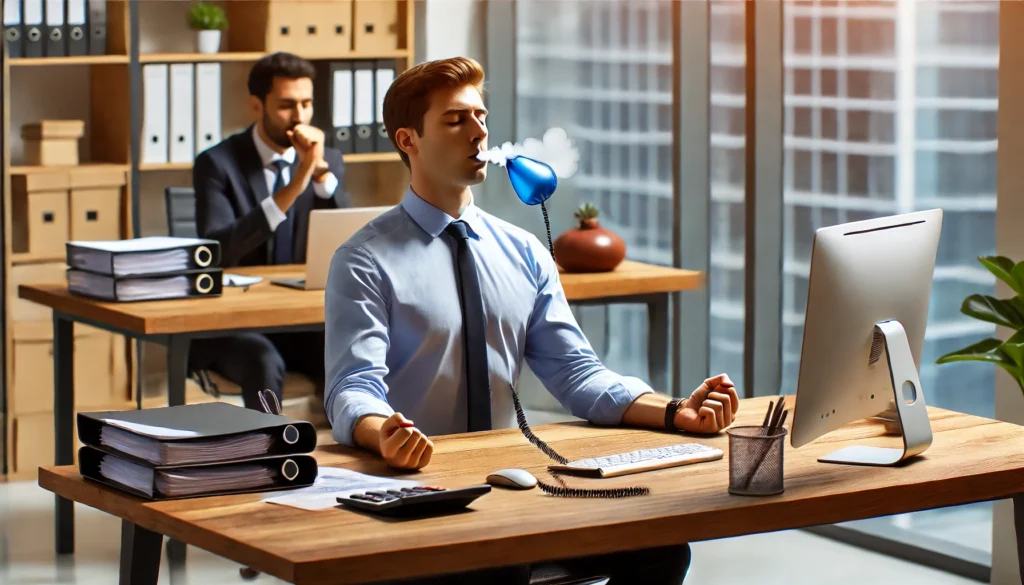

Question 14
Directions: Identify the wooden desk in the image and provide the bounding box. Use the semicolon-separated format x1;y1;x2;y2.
19;260;702;556
38;396;1024;585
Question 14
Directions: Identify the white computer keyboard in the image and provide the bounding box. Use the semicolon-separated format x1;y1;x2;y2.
548;443;724;478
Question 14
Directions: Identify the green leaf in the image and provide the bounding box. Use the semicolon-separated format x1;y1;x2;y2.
1013;262;1024;298
1002;341;1024;369
937;338;1008;365
1004;330;1024;371
979;256;1024;295
961;294;1024;329
937;338;1024;384
1011;296;1024;321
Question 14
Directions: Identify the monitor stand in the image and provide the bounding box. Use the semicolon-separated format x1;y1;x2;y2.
818;320;933;466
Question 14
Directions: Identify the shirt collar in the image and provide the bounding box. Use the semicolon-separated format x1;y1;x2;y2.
401;188;484;240
251;124;296;168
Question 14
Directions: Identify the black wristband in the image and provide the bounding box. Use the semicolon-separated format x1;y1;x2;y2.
664;397;684;432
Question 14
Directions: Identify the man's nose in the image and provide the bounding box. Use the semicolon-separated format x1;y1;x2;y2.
471;118;487;141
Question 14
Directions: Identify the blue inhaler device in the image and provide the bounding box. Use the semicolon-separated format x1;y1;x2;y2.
506;155;558;255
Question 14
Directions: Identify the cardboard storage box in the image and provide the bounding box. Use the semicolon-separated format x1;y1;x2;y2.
353;0;399;53
11;172;70;259
21;120;85;166
9;262;67;321
11;323;114;414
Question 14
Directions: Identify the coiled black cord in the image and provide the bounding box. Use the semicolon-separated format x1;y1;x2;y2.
509;386;650;498
537;472;650;498
541;201;554;258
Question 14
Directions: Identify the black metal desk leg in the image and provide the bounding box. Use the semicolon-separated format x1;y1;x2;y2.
53;313;75;555
165;335;189;566
647;295;671;395
1014;495;1024;584
119;519;162;585
167;335;188;408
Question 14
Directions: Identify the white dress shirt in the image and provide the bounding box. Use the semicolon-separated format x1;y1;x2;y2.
252;125;339;231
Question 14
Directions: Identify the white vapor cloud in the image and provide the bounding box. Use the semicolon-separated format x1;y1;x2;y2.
476;127;580;179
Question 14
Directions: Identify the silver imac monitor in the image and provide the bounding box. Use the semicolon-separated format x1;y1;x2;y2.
789;208;943;466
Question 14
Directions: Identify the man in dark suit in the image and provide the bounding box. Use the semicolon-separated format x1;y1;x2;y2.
191;52;348;410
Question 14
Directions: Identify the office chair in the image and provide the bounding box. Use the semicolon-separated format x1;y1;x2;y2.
165;186;200;238
163;186;222;397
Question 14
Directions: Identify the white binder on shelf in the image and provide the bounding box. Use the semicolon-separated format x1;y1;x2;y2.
169;63;195;164
332;63;354;154
65;0;85;55
353;61;374;154
44;0;63;56
142;63;169;165
23;0;42;58
4;0;22;58
194;62;221;156
373;60;395;152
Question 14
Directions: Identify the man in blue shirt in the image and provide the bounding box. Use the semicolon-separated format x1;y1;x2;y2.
324;56;739;585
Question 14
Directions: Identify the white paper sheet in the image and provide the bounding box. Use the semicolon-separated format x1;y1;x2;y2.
68;236;213;252
263;467;420;511
223;274;264;287
101;420;201;439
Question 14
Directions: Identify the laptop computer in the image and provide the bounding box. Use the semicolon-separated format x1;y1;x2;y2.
271;206;393;291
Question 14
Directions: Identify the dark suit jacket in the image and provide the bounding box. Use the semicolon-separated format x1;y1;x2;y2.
193;125;349;267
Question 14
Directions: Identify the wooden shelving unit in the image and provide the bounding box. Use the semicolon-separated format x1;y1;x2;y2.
140;152;400;171
138;49;412;63
10;55;131;66
0;0;415;480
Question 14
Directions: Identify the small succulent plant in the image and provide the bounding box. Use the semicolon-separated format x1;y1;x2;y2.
573;203;600;228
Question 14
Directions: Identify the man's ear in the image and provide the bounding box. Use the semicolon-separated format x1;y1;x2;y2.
394;128;418;159
248;95;263;122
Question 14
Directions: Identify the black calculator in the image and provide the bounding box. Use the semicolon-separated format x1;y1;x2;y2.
336;485;492;517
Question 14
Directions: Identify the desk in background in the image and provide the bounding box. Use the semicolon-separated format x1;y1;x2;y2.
18;260;702;556
38;396;1024;585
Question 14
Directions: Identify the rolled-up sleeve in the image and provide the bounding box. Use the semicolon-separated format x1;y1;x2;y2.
522;238;653;425
324;244;396;446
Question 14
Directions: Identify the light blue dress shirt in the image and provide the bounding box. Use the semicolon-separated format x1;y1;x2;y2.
324;188;654;447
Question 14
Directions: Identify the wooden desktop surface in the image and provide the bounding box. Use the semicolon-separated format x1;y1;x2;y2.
38;396;1024;585
18;260;702;336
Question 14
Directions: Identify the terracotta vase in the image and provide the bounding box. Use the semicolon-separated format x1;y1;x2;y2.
554;207;626;273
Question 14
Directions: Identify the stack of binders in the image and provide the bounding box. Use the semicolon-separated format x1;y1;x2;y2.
77;402;319;500
4;0;108;59
65;236;224;302
312;59;397;155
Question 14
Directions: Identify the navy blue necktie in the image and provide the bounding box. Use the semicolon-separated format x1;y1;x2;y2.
270;159;294;265
445;221;492;432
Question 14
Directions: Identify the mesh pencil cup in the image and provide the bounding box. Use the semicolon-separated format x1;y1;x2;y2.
727;425;786;496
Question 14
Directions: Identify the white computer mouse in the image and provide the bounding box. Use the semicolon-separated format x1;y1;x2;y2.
486;468;538;490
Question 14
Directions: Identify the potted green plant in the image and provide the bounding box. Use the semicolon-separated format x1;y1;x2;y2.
188;2;227;54
937;255;1024;393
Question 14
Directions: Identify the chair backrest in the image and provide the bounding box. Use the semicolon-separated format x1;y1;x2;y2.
165;187;198;238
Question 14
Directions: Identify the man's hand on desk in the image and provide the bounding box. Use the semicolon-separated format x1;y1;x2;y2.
675;374;739;434
354;413;435;470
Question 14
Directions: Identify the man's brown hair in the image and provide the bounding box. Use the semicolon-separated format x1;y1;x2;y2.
382;57;485;167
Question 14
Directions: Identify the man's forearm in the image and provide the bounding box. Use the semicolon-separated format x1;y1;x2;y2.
352;414;387;454
271;178;307;213
620;392;674;430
